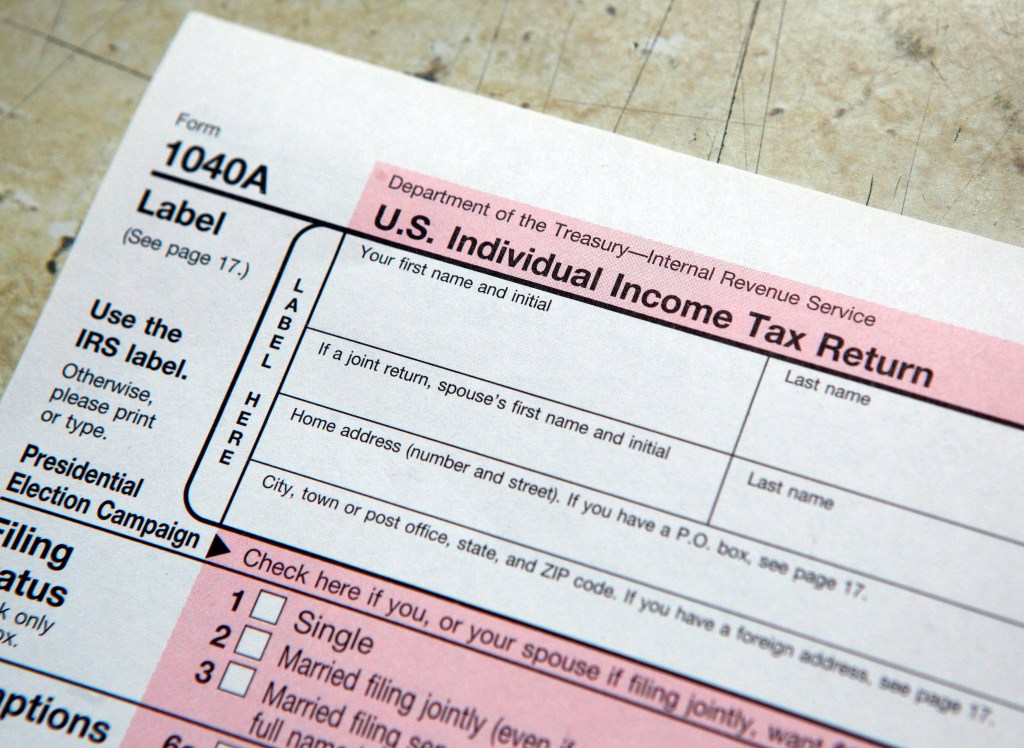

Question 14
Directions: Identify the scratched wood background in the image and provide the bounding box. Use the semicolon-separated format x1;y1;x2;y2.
1;0;1022;396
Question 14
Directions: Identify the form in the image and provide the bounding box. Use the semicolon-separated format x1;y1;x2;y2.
0;13;1021;747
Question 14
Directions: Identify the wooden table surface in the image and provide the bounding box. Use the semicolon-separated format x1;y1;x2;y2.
2;0;1022;396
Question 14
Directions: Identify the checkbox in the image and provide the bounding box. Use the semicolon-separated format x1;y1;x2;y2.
235;625;272;660
250;590;286;625
218;662;256;697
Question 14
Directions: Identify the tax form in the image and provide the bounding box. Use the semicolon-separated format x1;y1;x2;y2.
0;12;1021;747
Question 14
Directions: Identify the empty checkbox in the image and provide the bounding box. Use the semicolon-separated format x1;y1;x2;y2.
235;625;272;660
218;662;256;697
250;590;286;625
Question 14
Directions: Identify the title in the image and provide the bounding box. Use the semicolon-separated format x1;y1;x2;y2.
445;226;933;389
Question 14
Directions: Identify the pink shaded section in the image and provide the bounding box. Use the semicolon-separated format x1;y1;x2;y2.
350;164;1024;426
125;532;878;747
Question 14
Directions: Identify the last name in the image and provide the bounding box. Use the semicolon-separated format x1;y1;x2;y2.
137;188;226;234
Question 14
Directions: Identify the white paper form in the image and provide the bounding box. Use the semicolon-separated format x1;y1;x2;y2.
0;12;1022;747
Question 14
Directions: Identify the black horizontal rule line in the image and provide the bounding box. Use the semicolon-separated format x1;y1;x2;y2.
258;390;1024;630
0;657;275;748
304;326;731;458
149;170;346;229
149;170;1021;432
276;390;702;523
243;457;1024;716
1;494;203;563
732;456;1024;549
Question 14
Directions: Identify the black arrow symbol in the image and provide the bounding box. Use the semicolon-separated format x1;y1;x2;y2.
205;534;231;558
